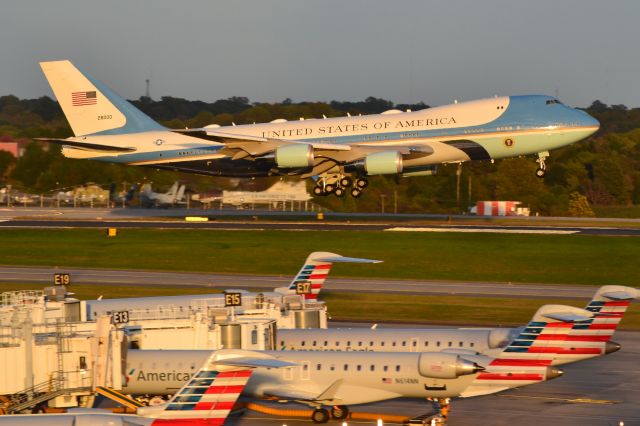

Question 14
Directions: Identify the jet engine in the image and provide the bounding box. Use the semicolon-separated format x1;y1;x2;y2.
418;353;484;379
346;151;403;175
274;144;314;168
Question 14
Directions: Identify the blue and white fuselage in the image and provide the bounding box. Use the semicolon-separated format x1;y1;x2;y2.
39;60;599;196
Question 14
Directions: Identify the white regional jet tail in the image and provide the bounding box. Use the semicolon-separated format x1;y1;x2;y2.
39;60;164;137
461;304;591;397
276;252;381;300
139;349;296;425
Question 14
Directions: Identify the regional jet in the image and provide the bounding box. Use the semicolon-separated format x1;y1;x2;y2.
81;251;380;319
279;285;638;365
38;60;599;198
122;304;580;423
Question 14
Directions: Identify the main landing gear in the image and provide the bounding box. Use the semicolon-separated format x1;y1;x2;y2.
535;151;549;178
313;174;368;198
425;397;450;425
310;405;349;423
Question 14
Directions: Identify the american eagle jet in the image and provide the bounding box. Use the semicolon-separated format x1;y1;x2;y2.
39;60;599;198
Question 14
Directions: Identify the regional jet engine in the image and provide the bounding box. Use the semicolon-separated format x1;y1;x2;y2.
274;144;314;168
418;353;484;379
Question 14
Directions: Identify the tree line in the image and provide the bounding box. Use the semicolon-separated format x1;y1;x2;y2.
0;94;639;216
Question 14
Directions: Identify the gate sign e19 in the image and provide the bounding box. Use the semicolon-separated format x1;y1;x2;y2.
224;292;242;307
53;273;71;286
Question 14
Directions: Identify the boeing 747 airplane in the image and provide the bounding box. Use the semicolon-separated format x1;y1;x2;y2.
39;60;599;198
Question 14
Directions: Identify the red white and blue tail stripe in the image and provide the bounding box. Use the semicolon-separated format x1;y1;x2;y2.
551;285;639;364
284;252;381;300
462;305;588;396
142;349;297;425
149;365;251;425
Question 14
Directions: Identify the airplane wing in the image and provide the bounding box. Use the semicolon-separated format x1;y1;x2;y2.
172;128;434;169
262;379;344;404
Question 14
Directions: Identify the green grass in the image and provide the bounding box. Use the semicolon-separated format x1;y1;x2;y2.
2;283;638;329
0;229;638;286
322;292;640;329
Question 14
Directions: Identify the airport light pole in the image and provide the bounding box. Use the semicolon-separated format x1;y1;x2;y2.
380;194;386;214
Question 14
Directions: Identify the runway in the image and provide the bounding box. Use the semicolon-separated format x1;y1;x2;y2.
1;207;639;236
0;265;598;299
230;329;640;426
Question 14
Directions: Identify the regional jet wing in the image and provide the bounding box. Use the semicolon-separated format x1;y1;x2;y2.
263;379;344;404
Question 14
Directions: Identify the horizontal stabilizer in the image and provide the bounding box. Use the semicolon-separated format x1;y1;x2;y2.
214;357;298;369
35;138;136;152
312;256;382;264
534;305;594;323
601;289;639;301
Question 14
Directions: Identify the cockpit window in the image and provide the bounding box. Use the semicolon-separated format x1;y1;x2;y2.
546;99;563;105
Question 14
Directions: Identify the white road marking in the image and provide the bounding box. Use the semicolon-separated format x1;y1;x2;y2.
385;227;579;234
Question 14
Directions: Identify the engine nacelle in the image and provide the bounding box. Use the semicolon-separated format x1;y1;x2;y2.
418;353;483;379
274;144;314;168
401;165;438;177
346;151;403;175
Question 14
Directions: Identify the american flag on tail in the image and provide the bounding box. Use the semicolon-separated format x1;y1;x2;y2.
71;91;97;106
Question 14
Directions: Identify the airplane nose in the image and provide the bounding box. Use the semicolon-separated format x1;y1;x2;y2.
579;110;600;132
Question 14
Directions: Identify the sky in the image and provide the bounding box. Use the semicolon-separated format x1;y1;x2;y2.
1;0;639;108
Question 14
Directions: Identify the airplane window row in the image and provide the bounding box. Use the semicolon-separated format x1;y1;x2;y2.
314;363;401;372
285;340;475;348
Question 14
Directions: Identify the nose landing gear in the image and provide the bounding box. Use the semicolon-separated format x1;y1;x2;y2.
535;151;549;178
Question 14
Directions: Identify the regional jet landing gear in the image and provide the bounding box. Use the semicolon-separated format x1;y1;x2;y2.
313;173;368;198
409;397;448;425
535;151;549;178
310;405;349;423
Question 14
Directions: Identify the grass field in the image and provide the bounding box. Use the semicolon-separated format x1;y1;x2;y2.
2;282;638;329
0;229;637;286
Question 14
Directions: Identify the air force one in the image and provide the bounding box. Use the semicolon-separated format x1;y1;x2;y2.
39;60;600;198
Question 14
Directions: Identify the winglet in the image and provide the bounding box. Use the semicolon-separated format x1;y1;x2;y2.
315;379;343;402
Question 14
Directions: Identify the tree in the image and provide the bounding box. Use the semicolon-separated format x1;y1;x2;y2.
0;151;15;183
567;192;595;217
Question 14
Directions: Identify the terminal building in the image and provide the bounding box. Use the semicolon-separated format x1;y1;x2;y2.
0;286;327;413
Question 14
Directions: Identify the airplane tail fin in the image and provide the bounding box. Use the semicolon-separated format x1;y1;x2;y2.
39;60;164;137
277;252;381;300
472;305;591;388
140;349;296;425
166;182;180;198
576;285;638;340
125;184;138;202
176;185;187;202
